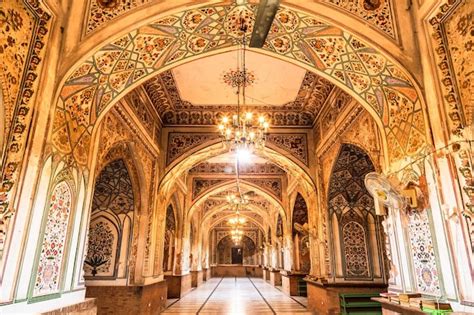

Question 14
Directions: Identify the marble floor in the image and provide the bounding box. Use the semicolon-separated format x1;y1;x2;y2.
162;277;312;314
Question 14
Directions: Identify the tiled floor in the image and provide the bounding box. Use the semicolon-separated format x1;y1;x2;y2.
162;277;312;314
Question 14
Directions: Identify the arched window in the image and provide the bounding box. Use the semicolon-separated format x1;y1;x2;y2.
34;181;73;296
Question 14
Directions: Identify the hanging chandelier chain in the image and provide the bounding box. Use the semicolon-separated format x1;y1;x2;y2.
218;15;270;245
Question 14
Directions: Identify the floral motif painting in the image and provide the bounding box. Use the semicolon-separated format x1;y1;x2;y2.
342;219;369;277
84;219;118;277
328;144;376;278
33;181;72;296
408;210;441;296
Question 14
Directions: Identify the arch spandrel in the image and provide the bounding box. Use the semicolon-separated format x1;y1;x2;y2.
52;2;428;169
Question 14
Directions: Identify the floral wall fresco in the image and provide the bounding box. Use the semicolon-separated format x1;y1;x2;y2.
327;143;378;279
0;0;51;264
84;159;135;278
33;181;72;296
408;209;441;296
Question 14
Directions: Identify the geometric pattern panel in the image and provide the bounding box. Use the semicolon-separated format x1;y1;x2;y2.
166;132;220;165
244;178;282;201
408;210;441;296
33;181;72;296
192;178;230;200
343;219;370;277
293;193;309;226
55;3;426;167
267;133;309;165
328;143;376;217
92;159;134;214
142;70;335;127
188;162;286;174
323;0;397;40
328;144;376;279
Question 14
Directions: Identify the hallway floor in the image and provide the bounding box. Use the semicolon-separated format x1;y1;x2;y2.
162;277;312;314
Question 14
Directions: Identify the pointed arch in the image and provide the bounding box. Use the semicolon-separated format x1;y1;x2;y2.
327;143;385;280
85;154;138;281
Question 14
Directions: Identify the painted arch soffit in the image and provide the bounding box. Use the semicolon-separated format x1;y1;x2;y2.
83;0;399;41
187;181;286;220
54;2;427;168
202;202;269;224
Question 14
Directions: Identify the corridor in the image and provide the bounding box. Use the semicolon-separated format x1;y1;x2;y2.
162;277;311;314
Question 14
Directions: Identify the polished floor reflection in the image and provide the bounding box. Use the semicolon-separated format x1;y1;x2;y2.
163;277;311;314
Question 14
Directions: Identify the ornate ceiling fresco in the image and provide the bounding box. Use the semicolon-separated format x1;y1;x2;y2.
140;66;335;127
84;0;398;41
54;2;427;167
165;132;309;167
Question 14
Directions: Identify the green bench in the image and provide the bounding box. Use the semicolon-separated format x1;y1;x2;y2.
340;293;382;315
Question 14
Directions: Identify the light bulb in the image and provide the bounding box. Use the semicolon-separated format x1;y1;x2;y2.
263;122;269;129
249;131;255;139
236;148;251;163
222;116;229;124
218;124;224;130
258;116;265;123
245;112;253;120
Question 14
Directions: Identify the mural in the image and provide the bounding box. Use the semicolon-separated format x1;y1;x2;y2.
428;0;472;135
84;0;398;40
323;0;397;39
84;159;135;278
54;2;426;168
33;181;72;296
163;205;176;272
0;0;51;262
408;210;441;296
143;70;334;127
328;143;378;279
292;193;310;272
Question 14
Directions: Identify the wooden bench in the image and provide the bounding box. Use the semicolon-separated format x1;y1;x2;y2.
340;293;382;314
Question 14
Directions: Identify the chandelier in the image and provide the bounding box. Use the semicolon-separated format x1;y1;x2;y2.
217;18;270;156
228;207;247;226
231;228;244;244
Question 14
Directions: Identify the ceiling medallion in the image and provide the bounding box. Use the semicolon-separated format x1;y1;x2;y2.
222;68;256;88
97;0;120;9
362;0;382;11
